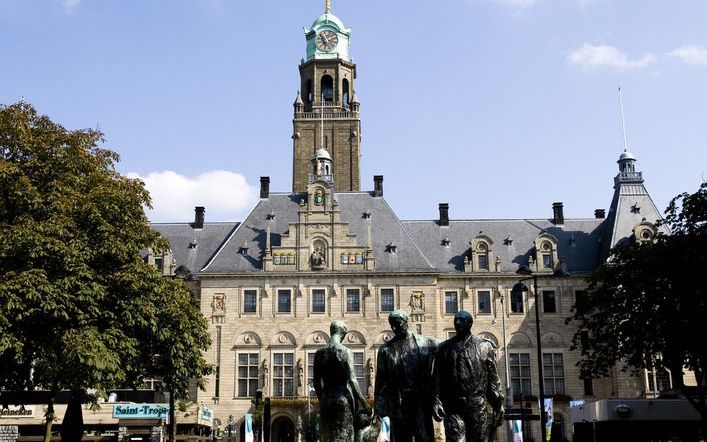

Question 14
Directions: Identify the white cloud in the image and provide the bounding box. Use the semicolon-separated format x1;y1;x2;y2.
127;170;259;223
667;45;707;66
55;0;80;13
567;44;656;72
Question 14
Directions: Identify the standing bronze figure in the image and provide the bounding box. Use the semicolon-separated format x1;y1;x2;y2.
374;310;438;441
314;320;371;442
432;311;504;442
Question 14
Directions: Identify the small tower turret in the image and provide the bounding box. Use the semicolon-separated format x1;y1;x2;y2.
311;147;333;185
294;90;304;114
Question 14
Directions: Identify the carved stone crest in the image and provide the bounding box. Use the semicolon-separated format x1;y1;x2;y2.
409;291;425;313
211;294;226;314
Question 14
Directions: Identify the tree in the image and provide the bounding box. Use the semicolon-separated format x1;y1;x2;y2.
0;102;211;441
570;182;707;436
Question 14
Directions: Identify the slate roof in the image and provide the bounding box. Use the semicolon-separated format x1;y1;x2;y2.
150;222;239;275
200;192;435;274
155;193;610;276
403;218;608;274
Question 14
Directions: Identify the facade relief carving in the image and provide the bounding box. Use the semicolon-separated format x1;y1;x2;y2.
211;294;226;315
409;291;425;312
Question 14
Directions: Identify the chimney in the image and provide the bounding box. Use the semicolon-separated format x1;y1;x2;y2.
439;203;449;227
260;176;270;199
552;202;564;225
374;175;383;197
194;206;205;229
594;209;606;219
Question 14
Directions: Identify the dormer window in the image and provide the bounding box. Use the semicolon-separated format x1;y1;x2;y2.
386;242;397;254
470;236;494;272
533;234;559;272
441;236;451;247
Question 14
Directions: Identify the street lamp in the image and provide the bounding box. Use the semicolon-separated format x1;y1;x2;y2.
499;291;514;442
512;264;569;442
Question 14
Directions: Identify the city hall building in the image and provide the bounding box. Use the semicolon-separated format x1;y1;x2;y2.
149;4;669;441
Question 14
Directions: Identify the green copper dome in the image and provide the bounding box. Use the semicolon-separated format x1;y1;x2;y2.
311;12;346;32
304;6;352;62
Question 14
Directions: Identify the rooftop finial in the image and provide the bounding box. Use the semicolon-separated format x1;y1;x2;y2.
325;0;331;13
618;86;629;152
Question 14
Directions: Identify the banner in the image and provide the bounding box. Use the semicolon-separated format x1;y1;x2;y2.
244;413;254;442
512;420;523;442
378;416;390;442
544;398;554;441
112;404;168;419
0;406;35;418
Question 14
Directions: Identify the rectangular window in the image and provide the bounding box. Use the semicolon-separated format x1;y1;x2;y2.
510;353;532;397
346;289;360;312
447;331;456;339
647;367;671;393
511;291;524;313
575;290;588;311
237;353;259;398
307;352;316;389
273;353;294;397
277;289;291;313
312;289;326;313
380;288;395;312
154;257;163;272
445;291;459;314
353;351;365;392
543;353;565;395
478;254;488;270
243;290;257;313
583;377;594;396
543;290;557;313
477;290;492;314
543;254;553;269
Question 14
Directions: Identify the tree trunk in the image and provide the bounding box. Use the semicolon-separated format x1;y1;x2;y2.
61;390;84;442
169;388;176;442
44;395;56;442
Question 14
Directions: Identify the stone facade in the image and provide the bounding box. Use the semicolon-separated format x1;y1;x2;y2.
149;5;675;442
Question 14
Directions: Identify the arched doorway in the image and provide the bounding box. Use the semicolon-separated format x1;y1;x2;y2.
271;416;295;442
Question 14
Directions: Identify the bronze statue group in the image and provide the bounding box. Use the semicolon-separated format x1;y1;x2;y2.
312;310;505;442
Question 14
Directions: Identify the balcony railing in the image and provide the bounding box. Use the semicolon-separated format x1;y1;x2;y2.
298;111;358;120
309;174;334;184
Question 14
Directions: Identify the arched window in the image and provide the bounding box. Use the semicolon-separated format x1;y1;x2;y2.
321;75;334;103
306;79;313;104
342;78;350;107
511;289;524;313
551;414;567;442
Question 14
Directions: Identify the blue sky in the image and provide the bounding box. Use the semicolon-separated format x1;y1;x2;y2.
2;0;706;223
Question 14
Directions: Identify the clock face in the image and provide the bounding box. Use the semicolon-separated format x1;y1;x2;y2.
315;30;338;52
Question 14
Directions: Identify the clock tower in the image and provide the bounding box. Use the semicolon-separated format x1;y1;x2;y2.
292;1;361;193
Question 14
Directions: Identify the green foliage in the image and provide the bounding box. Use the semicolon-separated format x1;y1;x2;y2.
0;101;210;399
569;183;707;426
570;182;707;379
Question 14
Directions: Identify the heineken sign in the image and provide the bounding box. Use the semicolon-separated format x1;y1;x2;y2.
113;404;169;419
0;406;35;418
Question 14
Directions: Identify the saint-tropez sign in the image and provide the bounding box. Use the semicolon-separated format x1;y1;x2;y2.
0;406;35;418
113;404;168;419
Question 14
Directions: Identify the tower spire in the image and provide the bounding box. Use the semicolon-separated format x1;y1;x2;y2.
325;0;331;13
